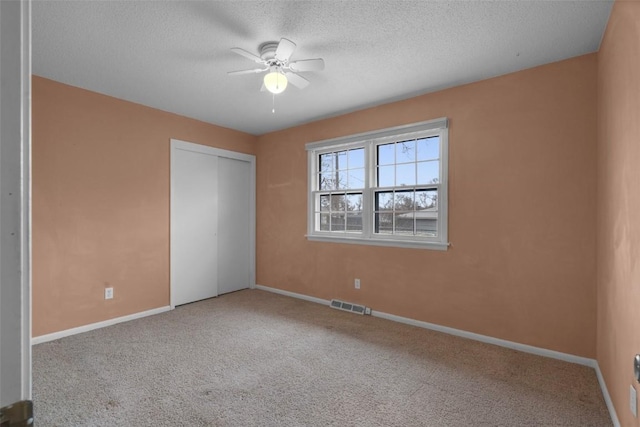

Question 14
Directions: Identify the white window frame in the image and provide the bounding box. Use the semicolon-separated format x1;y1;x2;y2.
306;118;449;250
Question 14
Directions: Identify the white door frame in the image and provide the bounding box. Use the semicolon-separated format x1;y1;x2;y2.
169;139;256;309
0;0;32;406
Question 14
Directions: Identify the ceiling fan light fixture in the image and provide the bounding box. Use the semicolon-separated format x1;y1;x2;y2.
263;67;288;94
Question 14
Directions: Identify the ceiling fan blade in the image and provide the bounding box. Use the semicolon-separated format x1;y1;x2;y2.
275;38;296;62
228;68;267;76
289;58;325;72
231;47;264;64
285;72;310;89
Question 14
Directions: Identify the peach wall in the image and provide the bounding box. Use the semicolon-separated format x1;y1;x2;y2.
597;1;640;426
256;54;598;358
32;76;257;337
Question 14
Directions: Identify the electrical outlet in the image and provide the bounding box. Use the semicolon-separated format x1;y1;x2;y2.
364;307;371;315
354;278;360;289
631;385;637;418
105;287;114;300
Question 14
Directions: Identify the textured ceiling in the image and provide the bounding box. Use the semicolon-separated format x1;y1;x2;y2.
32;1;613;136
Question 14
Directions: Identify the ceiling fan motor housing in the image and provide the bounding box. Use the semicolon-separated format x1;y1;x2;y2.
259;42;280;63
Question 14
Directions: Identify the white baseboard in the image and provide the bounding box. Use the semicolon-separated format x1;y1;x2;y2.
31;306;172;345
594;362;621;427
372;310;596;367
254;284;618;426
254;284;330;306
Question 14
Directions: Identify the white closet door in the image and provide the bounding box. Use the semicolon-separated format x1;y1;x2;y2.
217;157;251;295
172;148;219;306
171;140;255;308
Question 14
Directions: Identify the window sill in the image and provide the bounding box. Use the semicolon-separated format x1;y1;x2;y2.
305;234;450;251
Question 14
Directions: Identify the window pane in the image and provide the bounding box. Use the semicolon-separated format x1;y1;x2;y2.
375;213;393;234
338;171;348;190
321;148;366;192
346;212;362;231
394;212;414;235
347;168;365;189
348;148;365;168
416;215;438;236
346;194;362;212
331;213;345;231
319;153;334;173
320;173;336;190
319;194;330;211
319;213;330;231
394;191;414;211
377;165;394;187
330;194;345;212
417;160;439;184
396;163;416;186
415;190;437;210
417;136;439;161
396;140;416;163
336;150;348;170
375;192;394;211
377;143;394;165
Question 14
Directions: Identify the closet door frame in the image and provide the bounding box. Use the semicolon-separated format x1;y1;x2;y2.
169;139;256;309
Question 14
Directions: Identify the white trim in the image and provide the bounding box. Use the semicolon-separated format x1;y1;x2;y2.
254;285;620;426
170;139;256;309
254;285;330;306
31;306;171;345
594;362;621;427
305;117;448;151
171;139;256;164
0;0;32;405
306;234;450;250
371;310;595;367
21;0;33;401
437;120;449;244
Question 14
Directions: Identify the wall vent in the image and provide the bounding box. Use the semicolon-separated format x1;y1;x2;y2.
330;299;367;315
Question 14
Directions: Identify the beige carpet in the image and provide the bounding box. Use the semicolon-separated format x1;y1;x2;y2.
33;289;611;426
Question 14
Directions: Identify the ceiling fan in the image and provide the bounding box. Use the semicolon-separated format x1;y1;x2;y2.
228;38;325;94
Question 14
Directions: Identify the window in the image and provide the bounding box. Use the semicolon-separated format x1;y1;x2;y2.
306;118;449;250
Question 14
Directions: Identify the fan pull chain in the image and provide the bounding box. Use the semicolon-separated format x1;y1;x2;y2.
272;92;276;114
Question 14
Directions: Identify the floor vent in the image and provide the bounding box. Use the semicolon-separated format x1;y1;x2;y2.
330;299;367;315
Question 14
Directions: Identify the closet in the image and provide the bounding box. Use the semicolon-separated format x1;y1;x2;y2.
170;139;255;307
